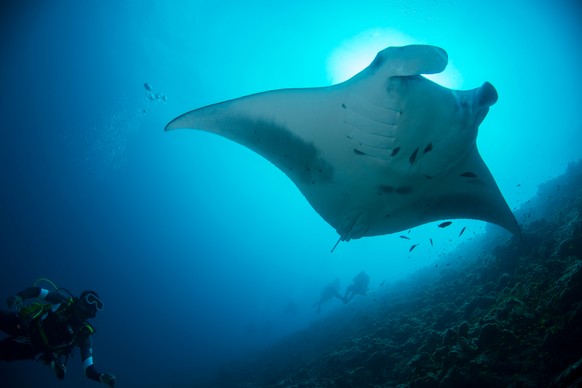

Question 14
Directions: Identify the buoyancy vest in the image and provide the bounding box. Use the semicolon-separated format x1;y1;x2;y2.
19;301;95;355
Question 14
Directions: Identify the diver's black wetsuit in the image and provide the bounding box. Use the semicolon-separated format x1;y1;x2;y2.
0;287;105;383
343;271;370;304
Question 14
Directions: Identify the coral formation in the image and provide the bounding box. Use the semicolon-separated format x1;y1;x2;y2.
207;161;582;387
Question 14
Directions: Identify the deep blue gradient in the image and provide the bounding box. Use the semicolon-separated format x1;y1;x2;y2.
1;1;581;386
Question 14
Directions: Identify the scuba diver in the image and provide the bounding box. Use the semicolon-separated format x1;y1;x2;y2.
343;271;370;304
0;284;116;387
313;278;343;314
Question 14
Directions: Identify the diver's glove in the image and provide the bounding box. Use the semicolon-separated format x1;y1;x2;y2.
7;295;23;310
99;373;116;387
50;357;66;380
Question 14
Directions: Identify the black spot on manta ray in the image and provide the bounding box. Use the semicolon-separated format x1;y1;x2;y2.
396;186;413;195
353;149;366;155
379;185;395;193
460;172;478;178
341;103;347;109
409;147;419;164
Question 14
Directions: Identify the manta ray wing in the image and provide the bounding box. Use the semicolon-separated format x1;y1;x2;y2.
415;145;520;235
166;45;519;241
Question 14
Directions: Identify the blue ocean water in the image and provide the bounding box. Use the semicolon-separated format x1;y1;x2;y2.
0;0;580;386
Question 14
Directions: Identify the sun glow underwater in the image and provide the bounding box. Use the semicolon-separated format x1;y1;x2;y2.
327;29;461;88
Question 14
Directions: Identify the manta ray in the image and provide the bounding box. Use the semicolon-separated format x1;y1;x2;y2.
166;45;520;245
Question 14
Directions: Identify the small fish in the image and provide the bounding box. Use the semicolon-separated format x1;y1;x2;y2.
438;221;452;228
399;235;411;240
423;143;433;154
460;172;478;178
409;147;419;164
409;243;419;252
391;146;401;157
430;238;433;247
144;82;153;91
459;226;466;237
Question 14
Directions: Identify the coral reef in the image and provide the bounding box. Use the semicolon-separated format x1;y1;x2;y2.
207;161;582;387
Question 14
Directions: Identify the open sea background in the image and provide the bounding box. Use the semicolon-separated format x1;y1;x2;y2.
1;0;581;386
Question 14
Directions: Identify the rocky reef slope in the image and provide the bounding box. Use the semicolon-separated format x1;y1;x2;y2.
209;160;582;387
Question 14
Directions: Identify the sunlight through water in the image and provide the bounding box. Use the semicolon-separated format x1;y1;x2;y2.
327;28;462;88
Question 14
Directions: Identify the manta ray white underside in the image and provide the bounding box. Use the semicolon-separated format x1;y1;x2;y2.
166;45;520;242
